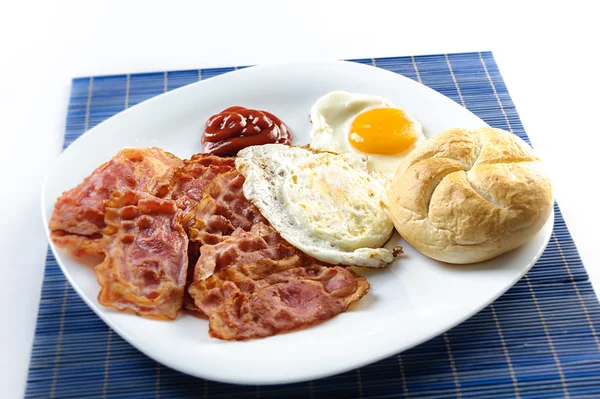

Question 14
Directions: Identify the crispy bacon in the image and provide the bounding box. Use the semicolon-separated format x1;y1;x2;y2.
95;190;188;320
189;170;267;245
167;154;235;208
194;223;298;281
49;148;371;334
163;157;242;312
49;147;183;259
167;155;237;293
181;170;268;312
189;255;369;340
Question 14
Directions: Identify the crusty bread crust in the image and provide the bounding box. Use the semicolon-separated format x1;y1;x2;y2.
388;128;553;264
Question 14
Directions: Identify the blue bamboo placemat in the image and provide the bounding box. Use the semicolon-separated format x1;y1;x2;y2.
26;51;600;398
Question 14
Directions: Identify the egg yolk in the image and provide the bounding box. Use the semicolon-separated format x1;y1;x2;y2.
349;108;418;154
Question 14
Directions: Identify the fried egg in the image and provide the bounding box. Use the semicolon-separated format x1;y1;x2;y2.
235;144;396;267
309;91;425;178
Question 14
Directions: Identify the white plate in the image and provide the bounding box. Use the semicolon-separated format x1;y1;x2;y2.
42;61;553;385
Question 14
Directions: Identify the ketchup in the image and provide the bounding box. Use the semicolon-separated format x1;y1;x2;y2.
202;106;292;156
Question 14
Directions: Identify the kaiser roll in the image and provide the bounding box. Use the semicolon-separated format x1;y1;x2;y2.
388;127;553;264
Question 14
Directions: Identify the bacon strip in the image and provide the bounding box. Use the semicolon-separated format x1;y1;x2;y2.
167;154;235;209
189;170;267;245
194;223;298;282
95;190;188;320
184;224;291;314
188;224;369;340
49;147;183;259
181;170;268;312
190;256;369;340
161;155;239;312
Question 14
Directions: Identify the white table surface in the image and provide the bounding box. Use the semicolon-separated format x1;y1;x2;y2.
1;1;598;397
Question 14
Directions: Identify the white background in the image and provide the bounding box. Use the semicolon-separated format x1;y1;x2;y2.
1;1;598;397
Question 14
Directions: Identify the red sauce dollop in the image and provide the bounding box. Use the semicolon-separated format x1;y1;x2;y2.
202;106;292;156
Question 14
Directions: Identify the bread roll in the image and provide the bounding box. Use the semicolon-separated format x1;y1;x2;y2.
388;127;553;264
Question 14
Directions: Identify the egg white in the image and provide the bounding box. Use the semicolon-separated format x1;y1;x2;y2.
309;91;425;179
235;144;396;268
